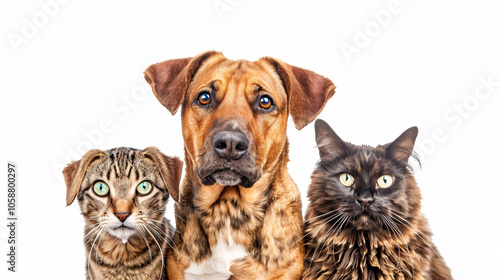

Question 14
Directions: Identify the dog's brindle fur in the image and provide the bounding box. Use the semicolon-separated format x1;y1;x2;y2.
145;51;335;279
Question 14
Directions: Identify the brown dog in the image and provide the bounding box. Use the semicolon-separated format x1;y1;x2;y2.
144;51;335;280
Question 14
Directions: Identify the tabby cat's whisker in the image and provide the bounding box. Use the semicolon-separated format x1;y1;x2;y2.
84;225;103;244
142;225;164;280
87;227;104;280
146;223;167;242
144;206;167;214
95;231;104;263
146;221;181;254
146;218;180;234
139;225;153;262
175;214;187;223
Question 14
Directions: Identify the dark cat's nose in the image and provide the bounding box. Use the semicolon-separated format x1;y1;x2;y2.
356;197;374;208
115;212;131;222
213;131;249;160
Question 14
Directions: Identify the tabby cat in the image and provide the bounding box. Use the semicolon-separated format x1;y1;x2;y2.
63;147;183;280
303;119;452;280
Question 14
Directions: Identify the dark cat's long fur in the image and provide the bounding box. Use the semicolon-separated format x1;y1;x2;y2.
303;119;452;280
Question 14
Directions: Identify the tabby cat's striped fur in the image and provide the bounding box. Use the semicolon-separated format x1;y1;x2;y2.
63;147;182;280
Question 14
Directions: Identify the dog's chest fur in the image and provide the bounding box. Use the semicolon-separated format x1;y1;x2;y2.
185;188;269;278
184;227;247;279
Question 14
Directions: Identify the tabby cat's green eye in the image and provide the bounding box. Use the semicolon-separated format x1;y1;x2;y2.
137;181;153;195
377;175;394;188
93;181;110;196
339;173;355;187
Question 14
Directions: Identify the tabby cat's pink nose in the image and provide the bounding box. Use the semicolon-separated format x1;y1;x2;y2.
115;212;131;222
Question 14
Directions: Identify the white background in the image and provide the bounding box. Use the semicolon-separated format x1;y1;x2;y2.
1;0;499;279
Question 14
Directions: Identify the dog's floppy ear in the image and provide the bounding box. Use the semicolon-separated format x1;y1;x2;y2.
142;147;183;203
144;51;225;115
260;57;336;130
62;150;105;206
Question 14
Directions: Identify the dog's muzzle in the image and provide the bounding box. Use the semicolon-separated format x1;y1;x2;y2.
197;130;260;188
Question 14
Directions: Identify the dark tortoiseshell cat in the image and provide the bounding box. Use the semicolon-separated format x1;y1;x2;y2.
303;120;452;280
63;147;182;280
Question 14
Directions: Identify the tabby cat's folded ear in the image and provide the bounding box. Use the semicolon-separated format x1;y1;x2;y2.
385;126;419;163
142;147;183;203
62;150;105;206
315;119;348;160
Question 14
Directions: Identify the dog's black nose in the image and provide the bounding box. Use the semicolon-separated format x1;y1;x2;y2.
213;131;249;160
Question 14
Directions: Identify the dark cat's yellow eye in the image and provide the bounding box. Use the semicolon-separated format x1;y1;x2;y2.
137;181;153;195
93;181;110;196
377;175;394;188
339;173;355;187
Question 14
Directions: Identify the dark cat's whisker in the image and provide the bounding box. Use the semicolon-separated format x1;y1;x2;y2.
382;215;402;270
331;215;350;269
303;209;339;224
305;213;347;279
306;214;348;277
290;212;343;250
390;211;447;264
386;217;415;279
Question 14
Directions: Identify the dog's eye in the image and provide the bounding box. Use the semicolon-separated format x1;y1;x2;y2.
198;92;211;105
93;181;110;196
259;95;272;109
137;181;153;195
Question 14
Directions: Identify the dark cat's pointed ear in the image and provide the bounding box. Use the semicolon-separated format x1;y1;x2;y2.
386;126;418;163
62;150;105;206
142;147;183;203
315;119;347;160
